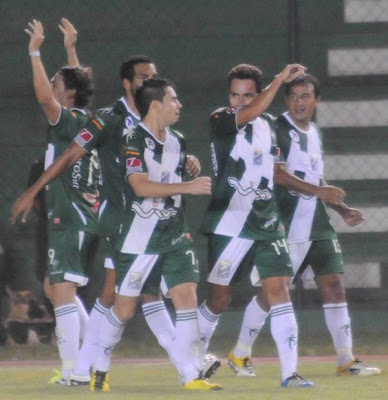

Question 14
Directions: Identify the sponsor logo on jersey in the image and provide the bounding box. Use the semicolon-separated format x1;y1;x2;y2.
274;147;280;157
263;215;278;228
253;149;263;165
217;259;231;279
53;217;61;224
126;157;143;174
72;159;82;189
172;232;185;246
161;171;170;183
289;130;300;143
185;232;192;241
132;202;177;220
226;107;235;114
289;190;314;200
127;272;142;290
145;137;156;150
227;177;271;200
126;150;140;156
76;129;94;146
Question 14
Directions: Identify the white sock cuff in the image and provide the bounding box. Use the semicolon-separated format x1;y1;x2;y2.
141;300;167;316
250;296;269;315
54;303;77;317
176;309;197;322
95;298;109;313
270;302;294;317
323;302;348;310
106;308;126;328
198;302;221;322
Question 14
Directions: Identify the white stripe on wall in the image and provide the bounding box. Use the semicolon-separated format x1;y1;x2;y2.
345;0;388;23
324;154;388;180
317;100;388;127
328;49;388;76
327;206;388;232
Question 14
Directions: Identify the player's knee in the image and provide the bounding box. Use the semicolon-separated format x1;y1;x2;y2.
207;294;230;314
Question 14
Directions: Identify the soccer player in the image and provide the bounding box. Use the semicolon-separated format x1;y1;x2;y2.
89;78;221;391
198;63;315;388
230;73;382;377
12;55;205;384
21;19;99;383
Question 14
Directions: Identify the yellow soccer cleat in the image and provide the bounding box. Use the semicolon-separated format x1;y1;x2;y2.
90;370;110;392
337;359;382;376
228;350;256;377
184;378;222;390
49;369;68;385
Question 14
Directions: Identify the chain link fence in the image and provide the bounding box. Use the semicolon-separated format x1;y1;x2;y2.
1;1;388;342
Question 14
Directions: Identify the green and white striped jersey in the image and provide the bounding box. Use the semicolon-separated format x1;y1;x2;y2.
115;123;191;254
274;112;337;243
201;107;285;240
74;97;140;237
45;107;99;232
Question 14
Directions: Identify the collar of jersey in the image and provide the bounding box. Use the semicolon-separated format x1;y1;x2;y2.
70;107;87;115
282;111;313;134
119;96;141;121
139;122;169;145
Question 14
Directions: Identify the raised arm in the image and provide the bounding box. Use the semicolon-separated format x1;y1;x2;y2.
59;18;79;67
128;174;211;198
25;19;61;124
236;64;306;126
11;142;87;223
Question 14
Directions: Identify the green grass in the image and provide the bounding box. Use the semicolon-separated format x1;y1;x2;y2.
0;359;387;400
2;331;388;362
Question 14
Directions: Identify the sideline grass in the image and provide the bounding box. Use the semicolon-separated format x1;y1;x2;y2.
1;359;387;400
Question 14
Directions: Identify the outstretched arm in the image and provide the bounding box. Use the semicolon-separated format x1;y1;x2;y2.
11;142;87;223
128;174;212;198
59;18;79;67
25;19;61;124
236;64;307;126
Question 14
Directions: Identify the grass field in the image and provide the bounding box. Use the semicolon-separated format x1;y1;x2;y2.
0;357;387;400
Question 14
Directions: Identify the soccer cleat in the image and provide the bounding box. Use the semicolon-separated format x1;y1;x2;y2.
228;350;256;377
69;370;91;386
281;373;315;388
203;353;221;379
337;359;382;376
184;378;222;390
49;369;68;385
90;370;110;392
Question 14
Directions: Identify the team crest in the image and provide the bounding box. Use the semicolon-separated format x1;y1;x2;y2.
253;149;263;165
311;154;318;171
125;116;134;128
289;130;300;143
161;171;170;183
127;272;142;290
217;260;231;279
145;137;156;150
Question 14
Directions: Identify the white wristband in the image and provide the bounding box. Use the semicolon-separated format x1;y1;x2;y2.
29;51;41;57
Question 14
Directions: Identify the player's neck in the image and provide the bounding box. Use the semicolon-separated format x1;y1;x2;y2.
288;114;311;131
142;116;166;142
124;95;140;118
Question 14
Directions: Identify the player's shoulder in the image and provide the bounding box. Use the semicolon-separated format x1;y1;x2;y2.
210;106;236;119
169;128;185;140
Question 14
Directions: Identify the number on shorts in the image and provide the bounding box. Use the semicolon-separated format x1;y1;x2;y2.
332;239;342;253
185;250;196;266
271;239;289;256
48;249;56;265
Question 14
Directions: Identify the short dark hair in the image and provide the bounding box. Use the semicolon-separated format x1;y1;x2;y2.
228;63;263;93
135;78;173;119
59;66;94;108
120;55;155;81
284;73;320;98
